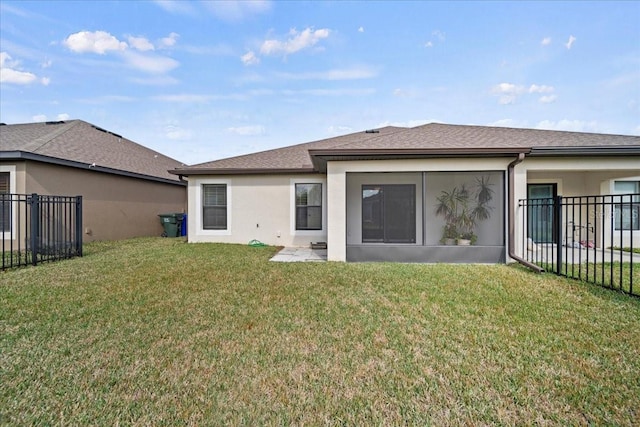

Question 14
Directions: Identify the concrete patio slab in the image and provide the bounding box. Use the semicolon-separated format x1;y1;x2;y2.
270;247;327;262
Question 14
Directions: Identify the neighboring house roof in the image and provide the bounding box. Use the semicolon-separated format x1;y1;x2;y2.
171;123;640;176
0;120;185;184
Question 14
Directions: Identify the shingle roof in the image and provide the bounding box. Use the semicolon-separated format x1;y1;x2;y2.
0;120;184;183
181;126;406;172
330;123;640;151
172;122;640;176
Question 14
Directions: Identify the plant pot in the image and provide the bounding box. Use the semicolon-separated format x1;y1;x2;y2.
457;238;471;246
443;238;456;246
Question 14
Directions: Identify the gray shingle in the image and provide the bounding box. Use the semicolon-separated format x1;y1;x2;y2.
1;120;185;182
173;122;639;174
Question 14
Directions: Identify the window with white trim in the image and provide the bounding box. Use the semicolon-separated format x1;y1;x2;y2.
202;184;227;230
614;181;640;231
295;183;322;230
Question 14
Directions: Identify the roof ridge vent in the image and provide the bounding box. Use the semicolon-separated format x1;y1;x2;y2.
365;129;380;134
45;121;66;125
91;125;122;139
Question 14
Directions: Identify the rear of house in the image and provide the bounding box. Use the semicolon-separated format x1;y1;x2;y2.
171;123;640;263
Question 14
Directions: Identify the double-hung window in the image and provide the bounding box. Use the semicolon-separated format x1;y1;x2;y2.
295;183;322;230
614;181;640;231
0;172;9;233
202;184;227;230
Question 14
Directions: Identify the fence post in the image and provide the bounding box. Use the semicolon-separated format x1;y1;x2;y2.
75;196;83;257
29;193;39;266
554;195;563;275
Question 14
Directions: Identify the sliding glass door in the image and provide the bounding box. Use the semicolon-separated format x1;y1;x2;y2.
362;185;416;243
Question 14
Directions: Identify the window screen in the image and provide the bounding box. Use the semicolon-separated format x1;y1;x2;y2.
296;183;322;230
202;184;227;230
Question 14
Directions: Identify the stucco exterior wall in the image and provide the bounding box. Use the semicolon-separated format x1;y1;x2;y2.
18;161;186;242
187;174;327;247
518;157;639;251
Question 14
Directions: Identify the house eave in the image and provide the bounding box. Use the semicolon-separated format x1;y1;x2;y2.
169;167;319;176
308;147;532;173
528;146;640;157
1;151;185;186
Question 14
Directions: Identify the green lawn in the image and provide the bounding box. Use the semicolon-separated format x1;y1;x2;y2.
1;238;639;425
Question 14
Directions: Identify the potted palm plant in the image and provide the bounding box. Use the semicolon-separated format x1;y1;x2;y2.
435;176;494;245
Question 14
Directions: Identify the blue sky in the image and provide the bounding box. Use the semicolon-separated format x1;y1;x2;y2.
1;1;639;165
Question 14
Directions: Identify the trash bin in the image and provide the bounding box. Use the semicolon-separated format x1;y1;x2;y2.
180;213;188;236
158;213;184;237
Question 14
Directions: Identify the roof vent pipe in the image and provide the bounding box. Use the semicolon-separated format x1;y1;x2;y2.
508;152;544;273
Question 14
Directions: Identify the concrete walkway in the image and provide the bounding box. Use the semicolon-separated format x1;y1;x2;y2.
270;247;327;262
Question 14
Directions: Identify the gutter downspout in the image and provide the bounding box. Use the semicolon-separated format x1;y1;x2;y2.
508;153;544;273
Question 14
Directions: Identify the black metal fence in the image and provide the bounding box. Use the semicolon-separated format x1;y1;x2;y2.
1;193;83;270
519;193;638;297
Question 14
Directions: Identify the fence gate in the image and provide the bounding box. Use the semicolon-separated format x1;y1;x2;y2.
1;193;83;270
519;193;638;297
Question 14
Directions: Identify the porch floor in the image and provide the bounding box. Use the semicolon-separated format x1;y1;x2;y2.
270;247;328;262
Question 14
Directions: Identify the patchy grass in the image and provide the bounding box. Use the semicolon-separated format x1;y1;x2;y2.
612;246;640;255
1;237;639;425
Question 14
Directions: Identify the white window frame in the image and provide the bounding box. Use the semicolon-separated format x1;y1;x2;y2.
290;177;326;236
613;180;640;231
1;165;16;241
194;178;232;236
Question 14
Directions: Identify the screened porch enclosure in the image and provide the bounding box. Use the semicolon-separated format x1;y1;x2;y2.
346;171;505;263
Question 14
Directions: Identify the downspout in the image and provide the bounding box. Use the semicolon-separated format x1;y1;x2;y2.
508;153;544;273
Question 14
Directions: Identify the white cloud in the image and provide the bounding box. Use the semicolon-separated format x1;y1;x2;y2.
358;27;364;33
128;36;155;51
64;31;127;54
281;88;375;97
153;94;213;103
241;51;260;66
158;32;179;49
0;52;42;85
226;125;266;136
260;27;330;56
277;66;376;80
487;119;527;128
539;95;557;104
393;88;418;98
541;37;551;46
432;30;446;41
203;0;271;22
0;66;37;84
536;119;598;133
492;82;556;105
565;35;576;50
425;41;433;48
491;83;525;105
32;114;47;122
121;50;179;74
40;77;50;86
41;59;52;68
57;113;70;121
130;75;179;85
153;0;196;15
529;84;554;94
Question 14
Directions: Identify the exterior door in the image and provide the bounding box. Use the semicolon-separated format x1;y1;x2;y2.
527;184;557;244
